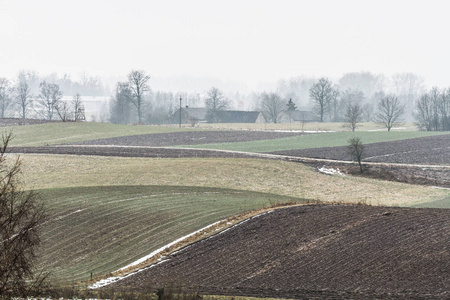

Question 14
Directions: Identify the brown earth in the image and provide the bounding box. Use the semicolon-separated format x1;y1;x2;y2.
108;204;450;299
75;130;307;147
10;132;450;187
271;134;450;165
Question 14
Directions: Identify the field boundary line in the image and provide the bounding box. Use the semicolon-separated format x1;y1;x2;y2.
12;144;450;169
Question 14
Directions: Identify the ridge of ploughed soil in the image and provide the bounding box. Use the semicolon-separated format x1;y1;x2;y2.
74;130;307;147
108;204;450;299
271;134;450;165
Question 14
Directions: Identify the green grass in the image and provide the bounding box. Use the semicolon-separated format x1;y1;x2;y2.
3;122;194;147
175;131;450;153
37;185;306;284
410;194;450;208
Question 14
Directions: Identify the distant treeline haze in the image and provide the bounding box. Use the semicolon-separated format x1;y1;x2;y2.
0;70;448;130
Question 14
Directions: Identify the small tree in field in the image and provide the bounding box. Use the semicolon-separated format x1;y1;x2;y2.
0;133;47;297
348;137;365;173
344;102;362;132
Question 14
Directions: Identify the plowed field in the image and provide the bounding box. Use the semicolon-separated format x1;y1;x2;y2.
109;205;450;299
272;134;450;165
75;130;307;147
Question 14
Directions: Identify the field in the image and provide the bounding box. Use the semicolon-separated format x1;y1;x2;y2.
12;129;450;187
37;186;305;283
2;121;449;298
4;122;194;147
272;134;450;165
109;204;450;299
19;155;446;206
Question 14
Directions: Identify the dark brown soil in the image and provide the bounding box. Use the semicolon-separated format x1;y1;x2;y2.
271;134;450;165
108;204;450;299
75;130;307;147
9;146;257;159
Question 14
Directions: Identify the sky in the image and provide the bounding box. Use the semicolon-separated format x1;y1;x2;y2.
1;0;450;91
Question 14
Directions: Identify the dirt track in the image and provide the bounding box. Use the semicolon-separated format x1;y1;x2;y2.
108;205;450;299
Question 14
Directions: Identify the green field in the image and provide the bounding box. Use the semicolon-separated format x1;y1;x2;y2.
4;122;193;147
411;194;450;208
177;131;450;152
37;185;305;283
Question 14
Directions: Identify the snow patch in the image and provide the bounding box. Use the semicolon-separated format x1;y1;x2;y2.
89;210;276;289
318;166;344;176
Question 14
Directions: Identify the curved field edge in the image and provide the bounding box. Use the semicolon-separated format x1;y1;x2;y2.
175;131;450;153
412;194;450;208
109;205;450;299
37;185;305;283
3;122;195;147
20;155;448;206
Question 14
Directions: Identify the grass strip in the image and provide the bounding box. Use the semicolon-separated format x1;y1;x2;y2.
3;122;194;147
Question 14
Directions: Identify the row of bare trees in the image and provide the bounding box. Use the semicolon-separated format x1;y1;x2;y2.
0;72;85;122
307;78;406;131
415;87;450;131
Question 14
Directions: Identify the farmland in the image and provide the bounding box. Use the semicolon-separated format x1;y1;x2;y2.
2;121;449;298
109;204;450;299
37;186;305;283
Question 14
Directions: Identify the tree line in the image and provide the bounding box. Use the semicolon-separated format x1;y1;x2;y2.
0;71;104;121
1;70;449;131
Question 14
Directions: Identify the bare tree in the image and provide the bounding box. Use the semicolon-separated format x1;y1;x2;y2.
414;87;450;131
55;101;71;122
415;92;436;131
362;102;374;122
205;87;229;123
110;82;133;124
72;93;84;121
309;78;335;122
344;102;362;132
327;86;340;122
348;137;365;173
392;72;425;120
0;133;47;297
339;89;364;122
128;70;150;123
261;93;285;123
15;72;33;120
374;95;405;131
37;82;62;121
440;88;450;131
0;78;14;118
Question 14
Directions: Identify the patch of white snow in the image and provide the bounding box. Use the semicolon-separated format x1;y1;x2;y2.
318;166;344;176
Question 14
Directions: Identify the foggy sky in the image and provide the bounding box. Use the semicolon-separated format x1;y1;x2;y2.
1;0;450;91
